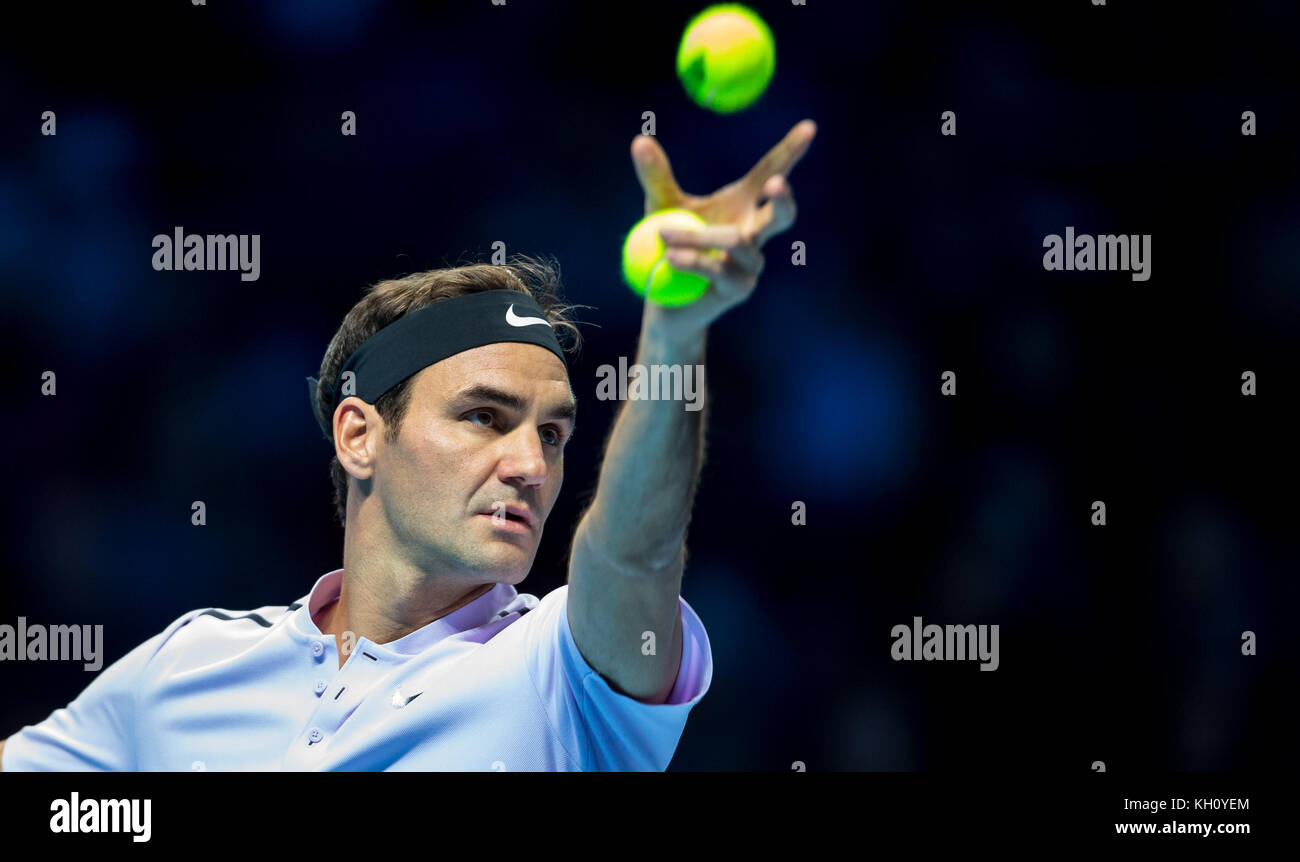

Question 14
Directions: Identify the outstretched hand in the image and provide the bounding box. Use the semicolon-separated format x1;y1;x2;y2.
630;119;817;334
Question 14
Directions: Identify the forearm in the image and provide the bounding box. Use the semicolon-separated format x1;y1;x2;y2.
576;312;709;572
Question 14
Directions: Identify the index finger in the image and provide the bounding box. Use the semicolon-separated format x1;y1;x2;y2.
631;134;687;211
742;119;817;193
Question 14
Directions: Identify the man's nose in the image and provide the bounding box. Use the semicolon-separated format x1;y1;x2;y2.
497;427;548;488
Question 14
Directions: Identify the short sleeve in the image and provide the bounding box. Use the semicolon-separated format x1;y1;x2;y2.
521;585;712;772
2;610;203;772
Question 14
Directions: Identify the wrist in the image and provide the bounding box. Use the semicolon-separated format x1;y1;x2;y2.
641;302;709;350
640;311;708;362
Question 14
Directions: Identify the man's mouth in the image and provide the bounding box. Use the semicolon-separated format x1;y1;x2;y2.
479;505;536;531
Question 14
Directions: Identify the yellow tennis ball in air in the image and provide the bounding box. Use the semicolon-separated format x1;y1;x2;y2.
676;3;776;114
622;209;713;307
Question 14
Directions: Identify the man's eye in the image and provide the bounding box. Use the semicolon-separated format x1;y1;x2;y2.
468;411;565;448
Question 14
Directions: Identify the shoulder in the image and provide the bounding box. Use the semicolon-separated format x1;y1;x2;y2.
132;600;305;674
183;601;305;632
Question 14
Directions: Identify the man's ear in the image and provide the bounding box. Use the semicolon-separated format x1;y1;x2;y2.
334;397;380;481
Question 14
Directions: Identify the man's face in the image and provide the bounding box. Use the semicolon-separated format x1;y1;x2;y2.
369;342;576;585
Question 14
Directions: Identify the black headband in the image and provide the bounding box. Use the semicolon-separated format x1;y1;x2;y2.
306;289;568;440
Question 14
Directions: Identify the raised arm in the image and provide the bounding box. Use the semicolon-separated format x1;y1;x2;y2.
566;121;815;703
567;315;707;703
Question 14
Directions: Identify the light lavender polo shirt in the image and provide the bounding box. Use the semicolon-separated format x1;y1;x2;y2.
3;570;713;772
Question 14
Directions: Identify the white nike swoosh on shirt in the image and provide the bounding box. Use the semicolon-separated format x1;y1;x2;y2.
505;305;551;328
392;687;423;708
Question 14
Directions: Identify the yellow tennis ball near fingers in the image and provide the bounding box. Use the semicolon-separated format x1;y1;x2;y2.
622;209;715;307
676;4;775;114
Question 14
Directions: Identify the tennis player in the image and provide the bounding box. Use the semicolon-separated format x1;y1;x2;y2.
1;120;815;771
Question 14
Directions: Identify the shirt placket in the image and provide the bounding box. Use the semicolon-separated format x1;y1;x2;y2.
282;636;396;769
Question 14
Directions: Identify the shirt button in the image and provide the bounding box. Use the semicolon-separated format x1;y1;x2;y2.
314;680;327;696
310;641;325;658
307;727;323;745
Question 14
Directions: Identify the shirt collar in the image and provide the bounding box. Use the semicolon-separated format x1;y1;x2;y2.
292;569;519;655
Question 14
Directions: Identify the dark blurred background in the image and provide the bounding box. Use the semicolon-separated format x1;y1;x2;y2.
1;0;1294;771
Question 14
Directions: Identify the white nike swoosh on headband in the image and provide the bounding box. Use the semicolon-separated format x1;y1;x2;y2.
505;304;551;328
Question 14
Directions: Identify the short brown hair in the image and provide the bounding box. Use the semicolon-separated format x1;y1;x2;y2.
313;254;585;528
